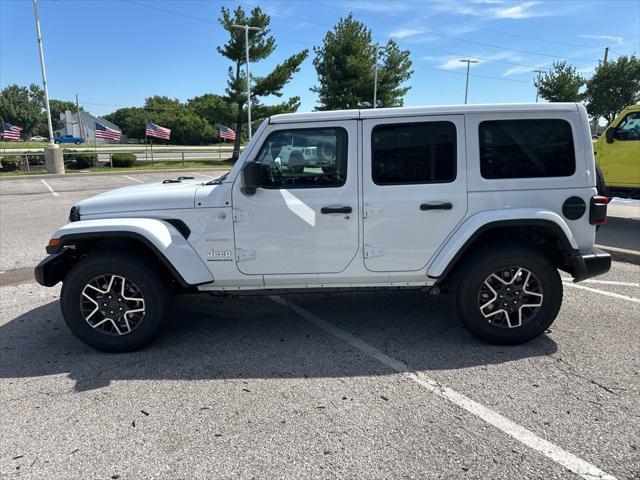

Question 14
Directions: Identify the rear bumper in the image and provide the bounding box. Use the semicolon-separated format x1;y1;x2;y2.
34;250;73;287
569;248;611;282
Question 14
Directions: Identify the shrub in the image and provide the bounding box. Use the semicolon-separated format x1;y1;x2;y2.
1;156;22;171
111;153;136;168
65;153;97;169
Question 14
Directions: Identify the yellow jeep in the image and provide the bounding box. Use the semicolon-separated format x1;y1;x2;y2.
593;104;640;198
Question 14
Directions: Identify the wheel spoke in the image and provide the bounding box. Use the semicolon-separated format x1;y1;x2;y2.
478;266;543;330
79;274;146;337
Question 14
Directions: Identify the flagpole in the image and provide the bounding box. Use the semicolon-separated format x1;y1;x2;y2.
145;129;148;163
151;138;154;166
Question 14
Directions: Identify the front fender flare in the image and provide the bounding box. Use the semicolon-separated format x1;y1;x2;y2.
427;209;578;279
49;218;214;286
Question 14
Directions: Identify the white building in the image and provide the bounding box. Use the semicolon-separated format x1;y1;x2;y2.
55;110;122;143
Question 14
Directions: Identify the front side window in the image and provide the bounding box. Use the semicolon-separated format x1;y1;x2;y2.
254;127;348;188
479;119;576;179
371;121;457;185
615;112;640;140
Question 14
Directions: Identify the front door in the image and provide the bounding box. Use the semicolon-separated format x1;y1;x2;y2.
362;115;467;272
232;121;359;276
601;111;640;188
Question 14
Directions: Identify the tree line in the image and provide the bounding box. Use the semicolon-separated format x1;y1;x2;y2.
0;7;413;158
2;4;639;154
534;56;640;124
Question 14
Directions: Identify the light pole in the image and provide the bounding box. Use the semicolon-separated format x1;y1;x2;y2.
372;44;382;108
232;24;262;140
533;69;545;102
460;59;478;104
33;0;63;173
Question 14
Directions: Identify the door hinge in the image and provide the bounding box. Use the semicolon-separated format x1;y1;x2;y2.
236;249;256;262
363;206;382;219
364;245;384;259
233;209;252;222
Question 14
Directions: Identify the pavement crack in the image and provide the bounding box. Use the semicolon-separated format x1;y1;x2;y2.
552;356;619;396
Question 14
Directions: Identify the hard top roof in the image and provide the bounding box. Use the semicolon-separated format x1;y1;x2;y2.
269;103;579;124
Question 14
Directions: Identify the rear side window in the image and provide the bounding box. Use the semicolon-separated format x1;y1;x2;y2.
479;119;575;179
372;121;456;185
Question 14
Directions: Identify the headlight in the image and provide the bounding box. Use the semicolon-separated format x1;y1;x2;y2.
69;206;80;222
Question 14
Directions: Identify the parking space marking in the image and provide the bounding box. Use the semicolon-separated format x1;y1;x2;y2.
270;295;618;480
581;279;640;287
560;276;639;287
563;281;640;303
39;179;59;197
122;175;144;184
190;172;211;178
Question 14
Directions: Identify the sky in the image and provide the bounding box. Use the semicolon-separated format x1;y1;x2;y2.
1;0;639;117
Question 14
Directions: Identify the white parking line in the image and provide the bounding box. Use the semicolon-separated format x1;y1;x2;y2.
122;175;144;184
40;179;59;197
190;172;211;178
270;295;618;480
561;277;639;287
563;281;640;303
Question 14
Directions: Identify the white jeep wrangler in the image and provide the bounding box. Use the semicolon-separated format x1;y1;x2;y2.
36;103;611;352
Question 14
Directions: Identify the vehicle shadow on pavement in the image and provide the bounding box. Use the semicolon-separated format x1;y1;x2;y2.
0;290;557;392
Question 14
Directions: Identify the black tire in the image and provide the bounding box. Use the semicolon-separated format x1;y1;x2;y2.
455;245;562;345
75;140;81;145
61;253;174;352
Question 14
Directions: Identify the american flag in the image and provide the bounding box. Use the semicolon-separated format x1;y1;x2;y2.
2;121;23;141
95;122;121;141
218;124;236;141
145;122;171;140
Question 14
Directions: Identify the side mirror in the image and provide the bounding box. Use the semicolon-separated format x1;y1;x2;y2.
605;128;616;143
241;161;262;195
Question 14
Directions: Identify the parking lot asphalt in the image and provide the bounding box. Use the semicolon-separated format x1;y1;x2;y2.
1;172;639;479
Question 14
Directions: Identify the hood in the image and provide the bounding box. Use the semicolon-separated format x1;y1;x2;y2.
76;179;206;217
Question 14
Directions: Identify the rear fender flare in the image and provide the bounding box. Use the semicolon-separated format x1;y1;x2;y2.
427;209;578;279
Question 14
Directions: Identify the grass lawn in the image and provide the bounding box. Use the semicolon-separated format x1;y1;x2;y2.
0;159;233;176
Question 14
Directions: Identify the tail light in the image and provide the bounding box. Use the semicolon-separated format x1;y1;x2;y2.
589;196;609;225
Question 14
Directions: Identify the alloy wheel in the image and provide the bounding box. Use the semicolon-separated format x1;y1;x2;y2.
477;267;544;329
80;274;146;336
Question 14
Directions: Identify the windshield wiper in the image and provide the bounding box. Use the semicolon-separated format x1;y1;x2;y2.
206;172;229;185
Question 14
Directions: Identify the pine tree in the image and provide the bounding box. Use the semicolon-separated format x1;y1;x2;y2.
312;14;412;110
218;6;308;160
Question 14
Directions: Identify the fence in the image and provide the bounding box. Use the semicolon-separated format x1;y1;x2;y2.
0;146;244;174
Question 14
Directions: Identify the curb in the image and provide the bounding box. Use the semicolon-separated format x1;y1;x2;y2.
0;166;232;181
595;244;640;265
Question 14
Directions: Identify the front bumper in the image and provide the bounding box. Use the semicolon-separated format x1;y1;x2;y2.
34;249;74;287
570;247;611;282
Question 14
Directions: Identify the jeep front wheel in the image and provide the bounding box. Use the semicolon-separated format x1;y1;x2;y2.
455;246;562;345
61;254;173;352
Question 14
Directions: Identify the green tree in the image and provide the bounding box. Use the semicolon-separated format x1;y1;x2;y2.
104;107;150;140
312;14;413;110
187;93;236;135
49;99;80;126
584;55;640;125
0;84;45;137
105;96;217;145
218;6;308;160
533;61;584;102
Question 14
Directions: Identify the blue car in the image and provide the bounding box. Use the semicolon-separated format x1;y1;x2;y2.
55;135;84;145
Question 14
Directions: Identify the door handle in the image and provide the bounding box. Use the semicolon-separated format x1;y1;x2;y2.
420;202;453;211
321;206;352;214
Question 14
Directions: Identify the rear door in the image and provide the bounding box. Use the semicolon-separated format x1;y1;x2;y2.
362;115;467;272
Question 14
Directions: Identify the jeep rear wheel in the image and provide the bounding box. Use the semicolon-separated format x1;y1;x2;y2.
61;254;173;352
455;246;562;345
